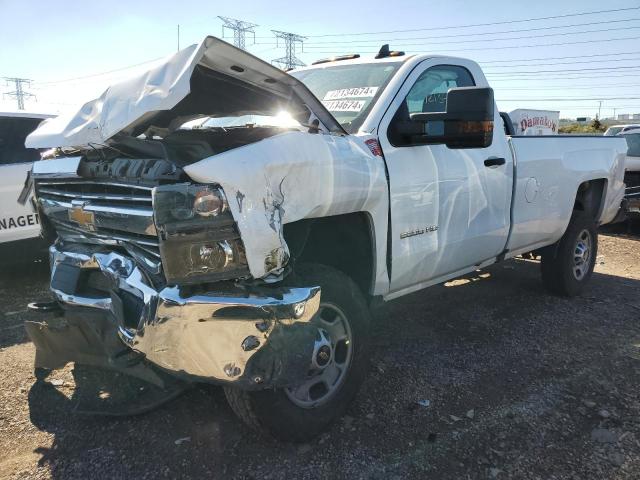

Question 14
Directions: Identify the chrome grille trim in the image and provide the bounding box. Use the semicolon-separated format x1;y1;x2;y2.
35;179;161;273
36;180;154;190
38;197;156;237
39;197;154;217
38;188;152;204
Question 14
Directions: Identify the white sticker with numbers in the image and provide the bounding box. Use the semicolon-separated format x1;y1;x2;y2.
323;86;379;101
322;99;367;112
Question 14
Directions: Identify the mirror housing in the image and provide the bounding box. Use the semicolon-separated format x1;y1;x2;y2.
395;87;495;149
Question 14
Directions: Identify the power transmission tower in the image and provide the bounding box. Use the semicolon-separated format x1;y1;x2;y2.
218;16;258;50
271;30;307;70
3;77;35;110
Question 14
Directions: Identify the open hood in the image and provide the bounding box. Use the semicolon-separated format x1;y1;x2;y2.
26;37;345;149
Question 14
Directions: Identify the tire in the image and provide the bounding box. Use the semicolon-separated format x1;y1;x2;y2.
224;263;371;442
541;211;598;297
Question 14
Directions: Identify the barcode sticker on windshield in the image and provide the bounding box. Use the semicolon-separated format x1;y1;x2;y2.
323;87;379;100
322;99;367;112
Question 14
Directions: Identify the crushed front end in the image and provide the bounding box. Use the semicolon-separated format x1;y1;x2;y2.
26;155;320;390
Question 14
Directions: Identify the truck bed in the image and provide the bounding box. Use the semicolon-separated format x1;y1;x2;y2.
505;135;627;257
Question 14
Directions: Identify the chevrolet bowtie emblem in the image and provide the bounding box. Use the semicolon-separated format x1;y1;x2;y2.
68;202;96;230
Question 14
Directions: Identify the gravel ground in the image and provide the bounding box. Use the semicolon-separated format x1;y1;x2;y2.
1;227;640;479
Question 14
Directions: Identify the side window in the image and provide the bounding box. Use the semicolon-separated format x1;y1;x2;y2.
388;65;475;146
626;134;640;157
0;117;43;165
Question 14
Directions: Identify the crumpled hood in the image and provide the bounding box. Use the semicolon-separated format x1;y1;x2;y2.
26;36;344;149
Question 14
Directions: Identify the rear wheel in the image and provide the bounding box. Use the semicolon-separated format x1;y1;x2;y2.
224;264;371;442
541;211;598;297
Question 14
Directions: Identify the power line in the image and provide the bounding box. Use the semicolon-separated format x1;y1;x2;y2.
304;23;640;47
487;71;640;80
497;83;640;90
271;30;307;69
496;97;640;101
3;77;35;110
499;105;640;108
304;35;640;54
303;17;640;45
485;65;640;75
480;57;640;69
488;76;640;84
218;16;258;50
34;57;165;85
480;51;640;64
304;6;640;37
26;51;640;87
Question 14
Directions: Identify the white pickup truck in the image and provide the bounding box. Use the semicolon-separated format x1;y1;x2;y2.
0;111;54;258
24;37;626;441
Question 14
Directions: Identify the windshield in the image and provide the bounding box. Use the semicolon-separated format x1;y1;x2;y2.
605;126;625;136
291;62;401;133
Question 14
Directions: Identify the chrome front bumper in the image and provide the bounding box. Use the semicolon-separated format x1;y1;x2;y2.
28;244;321;389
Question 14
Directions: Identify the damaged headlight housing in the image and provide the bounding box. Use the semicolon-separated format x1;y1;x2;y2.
153;183;249;285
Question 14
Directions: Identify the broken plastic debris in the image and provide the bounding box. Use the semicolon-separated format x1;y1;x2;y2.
174;437;191;445
416;399;430;407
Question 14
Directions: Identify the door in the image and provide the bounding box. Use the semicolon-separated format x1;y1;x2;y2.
377;61;513;292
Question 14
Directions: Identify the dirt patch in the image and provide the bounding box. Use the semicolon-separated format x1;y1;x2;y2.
1;230;640;479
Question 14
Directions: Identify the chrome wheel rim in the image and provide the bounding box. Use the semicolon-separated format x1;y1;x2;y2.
285;303;353;408
573;229;592;281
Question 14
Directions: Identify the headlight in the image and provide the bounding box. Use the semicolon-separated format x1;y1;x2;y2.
193;188;227;217
154;184;227;224
153;183;249;285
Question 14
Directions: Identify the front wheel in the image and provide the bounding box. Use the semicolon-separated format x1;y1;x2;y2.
224;264;371;442
541;211;598;297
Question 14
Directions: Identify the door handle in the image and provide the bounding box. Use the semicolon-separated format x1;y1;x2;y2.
484;157;506;167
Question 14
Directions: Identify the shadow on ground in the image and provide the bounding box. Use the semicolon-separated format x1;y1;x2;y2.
20;250;640;479
0;258;49;349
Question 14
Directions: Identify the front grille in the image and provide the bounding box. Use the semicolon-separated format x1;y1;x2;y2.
35;180;161;269
36;180;154;207
37;183;153;206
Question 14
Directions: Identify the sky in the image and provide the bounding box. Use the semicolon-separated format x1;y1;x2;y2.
1;0;639;119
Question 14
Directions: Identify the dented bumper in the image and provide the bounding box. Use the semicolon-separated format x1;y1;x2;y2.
27;244;321;389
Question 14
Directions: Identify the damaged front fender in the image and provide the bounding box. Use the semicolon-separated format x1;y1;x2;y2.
184;131;390;292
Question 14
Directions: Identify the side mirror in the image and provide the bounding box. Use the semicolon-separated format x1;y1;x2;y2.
395;87;495;149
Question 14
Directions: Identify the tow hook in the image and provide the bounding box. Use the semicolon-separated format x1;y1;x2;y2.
27;301;63;315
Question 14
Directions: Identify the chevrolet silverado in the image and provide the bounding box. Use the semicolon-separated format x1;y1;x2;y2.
23;37;627;441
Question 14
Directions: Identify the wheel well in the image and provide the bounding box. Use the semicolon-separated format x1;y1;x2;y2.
573;179;606;221
282;213;375;296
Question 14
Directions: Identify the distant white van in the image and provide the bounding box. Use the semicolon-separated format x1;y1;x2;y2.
0;112;55;257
